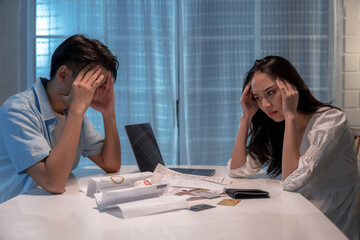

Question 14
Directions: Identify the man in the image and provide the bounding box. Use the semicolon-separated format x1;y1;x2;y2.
0;34;121;203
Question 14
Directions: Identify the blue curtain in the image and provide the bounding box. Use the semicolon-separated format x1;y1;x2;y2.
181;0;336;165
34;0;337;166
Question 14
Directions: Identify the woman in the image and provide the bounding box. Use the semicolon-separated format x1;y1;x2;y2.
229;56;359;239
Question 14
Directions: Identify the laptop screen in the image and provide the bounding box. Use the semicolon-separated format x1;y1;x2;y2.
124;123;165;172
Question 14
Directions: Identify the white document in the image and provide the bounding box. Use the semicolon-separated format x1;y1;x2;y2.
95;183;169;210
163;178;225;198
151;164;230;199
107;195;189;218
164;178;225;191
152;164;232;185
87;172;153;197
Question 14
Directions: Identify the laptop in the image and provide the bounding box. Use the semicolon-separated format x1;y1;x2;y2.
124;123;215;176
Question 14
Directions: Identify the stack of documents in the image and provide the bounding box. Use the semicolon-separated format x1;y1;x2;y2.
86;171;189;218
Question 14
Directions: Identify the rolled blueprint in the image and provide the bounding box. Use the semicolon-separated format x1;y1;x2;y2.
94;183;169;209
87;172;153;196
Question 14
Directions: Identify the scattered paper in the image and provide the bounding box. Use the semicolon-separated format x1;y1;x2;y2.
186;188;223;199
107;195;189;218
151;164;231;198
161;177;225;198
152;164;232;185
84;166;233;218
164;178;225;191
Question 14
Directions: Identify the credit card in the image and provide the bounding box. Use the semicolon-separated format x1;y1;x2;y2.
189;204;216;212
217;198;241;206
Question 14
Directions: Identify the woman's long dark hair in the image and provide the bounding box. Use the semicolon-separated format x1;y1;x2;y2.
244;56;337;178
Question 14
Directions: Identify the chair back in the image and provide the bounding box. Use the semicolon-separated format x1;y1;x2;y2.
350;127;360;155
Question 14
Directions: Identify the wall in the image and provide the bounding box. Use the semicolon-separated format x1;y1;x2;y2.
343;0;360;127
0;0;22;104
342;0;360;172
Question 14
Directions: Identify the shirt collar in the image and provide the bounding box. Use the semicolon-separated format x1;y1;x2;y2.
33;78;56;122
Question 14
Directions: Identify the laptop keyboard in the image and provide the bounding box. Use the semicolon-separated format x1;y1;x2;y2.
170;168;193;174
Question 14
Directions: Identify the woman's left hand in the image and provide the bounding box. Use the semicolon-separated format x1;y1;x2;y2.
276;79;299;119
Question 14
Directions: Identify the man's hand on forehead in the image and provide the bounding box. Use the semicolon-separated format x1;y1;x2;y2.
83;64;107;86
98;70;111;89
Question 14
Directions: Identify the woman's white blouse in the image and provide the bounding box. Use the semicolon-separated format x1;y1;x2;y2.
228;108;360;239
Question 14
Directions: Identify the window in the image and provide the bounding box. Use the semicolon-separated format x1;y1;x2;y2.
33;0;337;166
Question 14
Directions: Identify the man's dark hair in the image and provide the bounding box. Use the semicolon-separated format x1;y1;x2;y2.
50;34;118;81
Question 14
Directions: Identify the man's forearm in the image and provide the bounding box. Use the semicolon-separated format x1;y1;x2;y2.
101;112;121;172
27;111;84;193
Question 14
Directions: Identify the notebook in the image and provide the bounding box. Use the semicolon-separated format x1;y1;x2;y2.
124;123;215;177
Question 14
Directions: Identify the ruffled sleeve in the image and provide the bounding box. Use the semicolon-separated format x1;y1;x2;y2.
227;153;263;178
282;108;350;191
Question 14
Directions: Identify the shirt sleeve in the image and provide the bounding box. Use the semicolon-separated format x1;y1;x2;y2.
281;108;349;191
81;114;104;157
227;153;263;177
0;106;51;174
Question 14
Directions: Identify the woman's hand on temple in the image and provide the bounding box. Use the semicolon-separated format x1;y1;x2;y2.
276;79;299;120
240;83;259;120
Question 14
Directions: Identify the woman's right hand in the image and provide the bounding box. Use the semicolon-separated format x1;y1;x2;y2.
240;83;258;120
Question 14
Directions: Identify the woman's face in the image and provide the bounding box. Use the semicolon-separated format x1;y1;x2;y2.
251;72;284;122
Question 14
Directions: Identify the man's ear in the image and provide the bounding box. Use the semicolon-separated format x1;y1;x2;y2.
57;65;71;83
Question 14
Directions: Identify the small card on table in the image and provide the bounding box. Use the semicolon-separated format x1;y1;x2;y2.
217;198;241;206
189;204;216;212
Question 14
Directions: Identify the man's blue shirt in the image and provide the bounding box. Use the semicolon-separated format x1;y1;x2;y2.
0;78;104;204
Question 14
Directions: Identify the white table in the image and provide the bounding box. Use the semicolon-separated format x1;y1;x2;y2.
0;165;347;240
